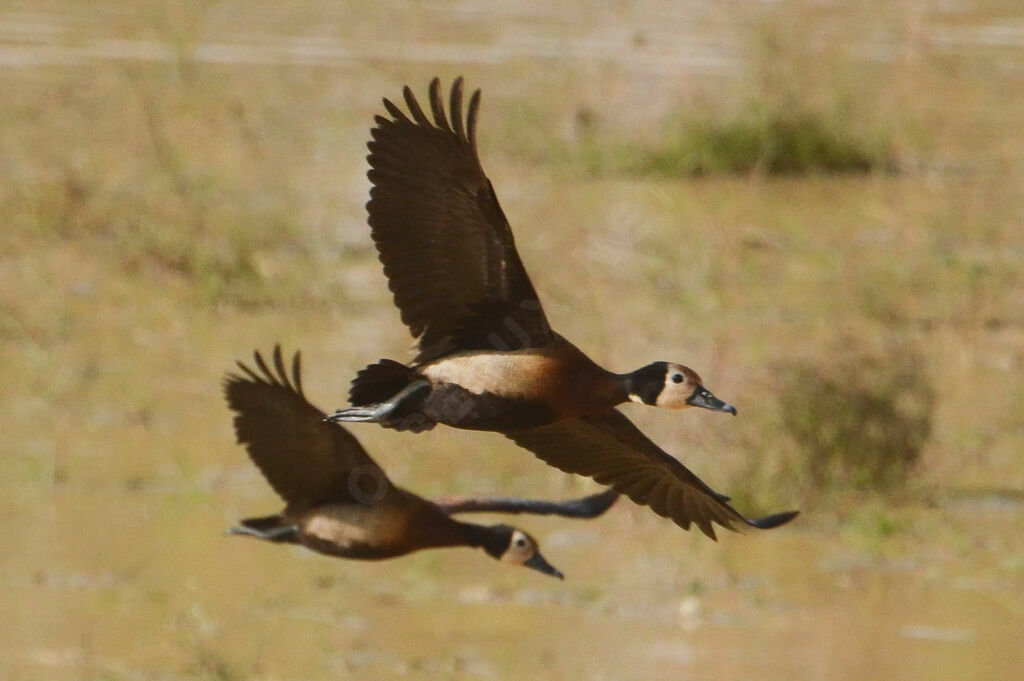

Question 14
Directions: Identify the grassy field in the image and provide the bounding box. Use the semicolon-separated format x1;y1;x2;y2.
2;1;1023;679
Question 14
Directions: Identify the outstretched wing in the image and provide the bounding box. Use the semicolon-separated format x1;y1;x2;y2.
434;488;620;518
224;346;386;506
366;77;553;362
506;409;798;539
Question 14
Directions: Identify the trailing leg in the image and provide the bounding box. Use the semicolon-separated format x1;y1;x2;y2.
227;515;300;543
326;379;434;432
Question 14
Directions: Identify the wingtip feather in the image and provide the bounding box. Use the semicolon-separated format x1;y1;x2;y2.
466;88;481;152
428;77;450;131
747;510;800;530
403;84;430;126
450;77;465;138
381;98;407;123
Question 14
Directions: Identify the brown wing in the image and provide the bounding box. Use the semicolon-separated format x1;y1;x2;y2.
224;346;387;506
507;409;799;539
434;488;620;518
367;77;552;362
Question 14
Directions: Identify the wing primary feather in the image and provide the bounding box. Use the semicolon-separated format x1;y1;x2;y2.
450;76;465;138
466;88;481;156
381;99;408;124
272;345;289;389
253;350;274;385
233;360;260;384
291;349;304;397
746;510;800;529
428;77;451;131
403;84;431;126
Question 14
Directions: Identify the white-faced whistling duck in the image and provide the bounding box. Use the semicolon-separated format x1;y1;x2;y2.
226;346;621;578
326;78;798;539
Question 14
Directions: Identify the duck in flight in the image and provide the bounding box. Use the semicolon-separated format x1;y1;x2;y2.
226;346;620;578
327;78;797;539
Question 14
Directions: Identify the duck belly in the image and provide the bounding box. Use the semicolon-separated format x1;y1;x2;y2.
420;382;558;430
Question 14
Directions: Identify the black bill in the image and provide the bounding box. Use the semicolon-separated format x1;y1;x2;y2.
686;385;737;415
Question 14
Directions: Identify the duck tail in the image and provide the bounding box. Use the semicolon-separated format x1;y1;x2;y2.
227;515;299;543
349;359;418;406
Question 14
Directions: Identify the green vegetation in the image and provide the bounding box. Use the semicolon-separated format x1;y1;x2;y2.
780;344;935;491
580;102;891;177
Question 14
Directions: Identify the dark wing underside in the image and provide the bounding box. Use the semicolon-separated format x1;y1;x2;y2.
224;346;386;506
506;409;798;539
367;77;553;362
434;488;620;518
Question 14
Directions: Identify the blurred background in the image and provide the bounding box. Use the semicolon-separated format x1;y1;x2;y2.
2;1;1022;679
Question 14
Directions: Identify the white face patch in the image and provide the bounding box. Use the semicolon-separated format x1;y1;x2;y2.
502;529;536;564
653;363;701;409
627;393;647;405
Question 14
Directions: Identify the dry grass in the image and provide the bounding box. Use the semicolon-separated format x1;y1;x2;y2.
2;1;1023;680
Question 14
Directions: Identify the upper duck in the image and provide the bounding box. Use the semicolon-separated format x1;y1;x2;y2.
226;346;620;578
327;78;797;538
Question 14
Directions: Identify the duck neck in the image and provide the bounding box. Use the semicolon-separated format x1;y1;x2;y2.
615;373;638;403
458;522;506;559
611;371;652;406
618;363;666;406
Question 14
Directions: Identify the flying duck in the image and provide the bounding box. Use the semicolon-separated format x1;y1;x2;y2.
327;78;798;538
225;346;620;578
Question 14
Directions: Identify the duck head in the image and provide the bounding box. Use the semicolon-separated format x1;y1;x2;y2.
481;525;564;579
625;362;737;415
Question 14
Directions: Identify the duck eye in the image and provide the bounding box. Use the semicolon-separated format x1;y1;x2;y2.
671;373;684;384
514;537;527;547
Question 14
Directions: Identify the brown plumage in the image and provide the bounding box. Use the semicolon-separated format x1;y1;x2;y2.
366;80;550;364
225;346;620;576
507;410;795;539
327;78;798;539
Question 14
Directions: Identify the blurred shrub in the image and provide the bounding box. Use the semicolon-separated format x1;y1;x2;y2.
580;102;893;177
779;345;934;491
652;107;883;176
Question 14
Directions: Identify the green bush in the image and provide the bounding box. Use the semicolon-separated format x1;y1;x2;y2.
579;103;893;177
779;347;934;491
657;109;879;175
